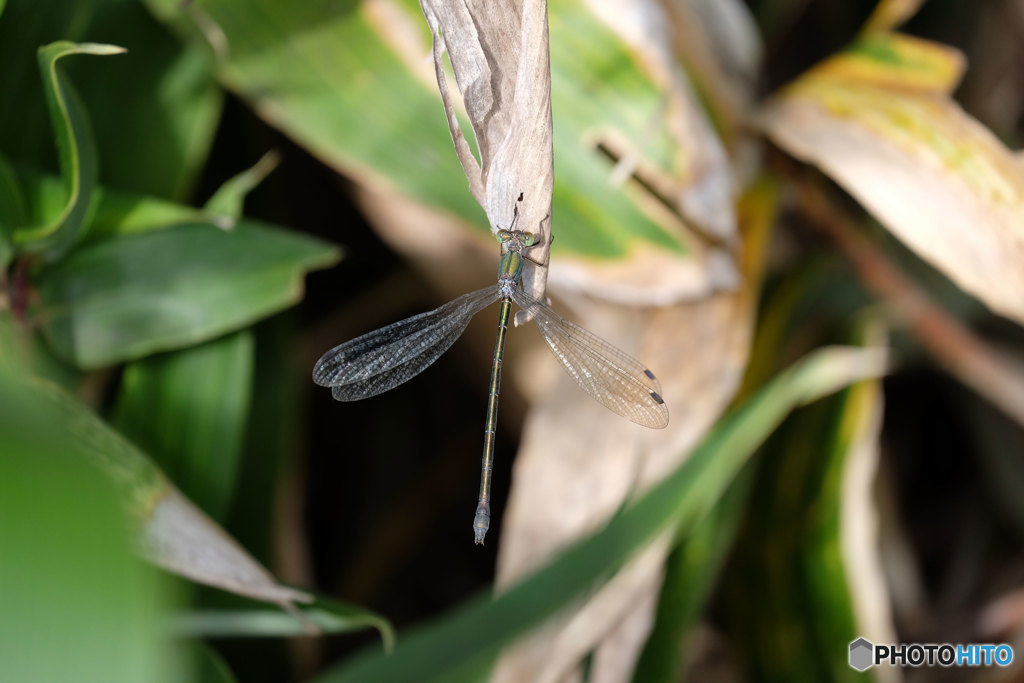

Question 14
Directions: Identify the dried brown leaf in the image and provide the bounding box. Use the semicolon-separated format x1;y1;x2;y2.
760;32;1024;326
420;0;554;301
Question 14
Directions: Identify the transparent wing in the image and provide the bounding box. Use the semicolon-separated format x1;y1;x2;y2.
314;285;501;401
512;288;669;429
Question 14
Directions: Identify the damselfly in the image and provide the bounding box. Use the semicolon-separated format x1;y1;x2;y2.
314;224;668;544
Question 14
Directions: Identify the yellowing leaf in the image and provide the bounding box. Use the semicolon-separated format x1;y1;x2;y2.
759;32;1024;326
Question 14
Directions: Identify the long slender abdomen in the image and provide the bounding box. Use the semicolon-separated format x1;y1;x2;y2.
474;296;513;544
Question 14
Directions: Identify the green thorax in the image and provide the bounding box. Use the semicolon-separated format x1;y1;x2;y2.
495;229;536;287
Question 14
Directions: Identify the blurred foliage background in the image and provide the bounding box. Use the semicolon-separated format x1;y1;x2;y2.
2;0;1024;681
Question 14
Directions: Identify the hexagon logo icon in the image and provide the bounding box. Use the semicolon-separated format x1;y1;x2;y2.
849;637;874;671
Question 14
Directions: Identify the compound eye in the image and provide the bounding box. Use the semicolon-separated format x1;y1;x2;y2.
518;231;537;247
495;229;512;244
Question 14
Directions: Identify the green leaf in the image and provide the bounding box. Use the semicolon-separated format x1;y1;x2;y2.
22;366;170;515
10;365;312;608
38;220;340;368
13;41;124;259
314;347;886;683
723;336;884;681
177;641;237;683
169;594;394;648
115;330;254;522
204;150;281;226
19;171;219;242
146;0;482;229
227;316;298;562
0;363;170;683
0;0;222;202
631;469;756;682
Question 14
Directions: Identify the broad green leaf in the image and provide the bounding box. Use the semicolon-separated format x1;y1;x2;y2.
115;330;254;522
38;220;340;368
314;346;885;683
12;368;311;609
227;316;298;562
144;0;481;225
0;0;221;201
759;31;1024;326
20;171;219;242
0;364;170;683
547;0;700;257
143;0;718;299
169;594;394;648
13;41;123;259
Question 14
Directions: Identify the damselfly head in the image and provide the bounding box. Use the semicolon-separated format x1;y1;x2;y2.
496;229;537;253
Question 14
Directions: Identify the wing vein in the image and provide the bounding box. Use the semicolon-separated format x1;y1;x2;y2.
314;285;501;400
512;289;668;428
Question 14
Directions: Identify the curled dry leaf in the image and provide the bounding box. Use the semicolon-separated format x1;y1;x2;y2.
420;0;554;303
759;32;1024;327
415;0;747;308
